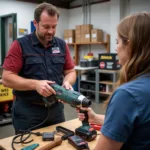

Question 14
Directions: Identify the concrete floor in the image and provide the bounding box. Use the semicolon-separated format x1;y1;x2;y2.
0;102;106;139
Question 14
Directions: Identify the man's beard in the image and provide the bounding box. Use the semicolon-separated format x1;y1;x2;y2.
37;31;53;42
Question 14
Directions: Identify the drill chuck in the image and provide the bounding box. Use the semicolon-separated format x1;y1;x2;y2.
77;95;91;107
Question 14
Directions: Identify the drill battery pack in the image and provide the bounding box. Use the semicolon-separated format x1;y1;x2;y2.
68;135;89;150
75;126;97;141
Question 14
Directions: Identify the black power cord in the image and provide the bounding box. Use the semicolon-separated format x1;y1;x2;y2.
11;105;51;150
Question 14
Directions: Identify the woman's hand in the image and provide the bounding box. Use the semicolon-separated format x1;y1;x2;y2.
76;107;98;124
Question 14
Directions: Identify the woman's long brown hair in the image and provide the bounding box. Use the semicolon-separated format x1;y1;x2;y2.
105;12;150;105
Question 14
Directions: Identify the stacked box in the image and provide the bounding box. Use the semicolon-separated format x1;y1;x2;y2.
64;29;75;43
98;53;121;70
81;24;93;34
81;24;93;43
91;29;103;42
75;24;93;43
75;25;81;43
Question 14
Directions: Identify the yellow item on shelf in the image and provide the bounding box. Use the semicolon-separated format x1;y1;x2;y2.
83;55;94;60
0;84;13;102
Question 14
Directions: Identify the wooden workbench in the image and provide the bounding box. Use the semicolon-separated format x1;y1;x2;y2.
0;118;100;150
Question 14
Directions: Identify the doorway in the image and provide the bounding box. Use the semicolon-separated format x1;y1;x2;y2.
0;13;17;64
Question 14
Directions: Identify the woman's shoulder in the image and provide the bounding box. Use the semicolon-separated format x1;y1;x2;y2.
119;74;150;90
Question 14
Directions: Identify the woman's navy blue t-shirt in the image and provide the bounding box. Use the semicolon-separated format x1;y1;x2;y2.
101;75;150;150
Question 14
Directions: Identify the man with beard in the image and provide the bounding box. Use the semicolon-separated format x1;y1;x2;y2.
2;2;76;134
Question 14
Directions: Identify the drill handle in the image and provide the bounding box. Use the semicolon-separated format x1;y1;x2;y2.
79;109;89;126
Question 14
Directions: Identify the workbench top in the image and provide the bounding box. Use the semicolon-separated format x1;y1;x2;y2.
0;118;100;150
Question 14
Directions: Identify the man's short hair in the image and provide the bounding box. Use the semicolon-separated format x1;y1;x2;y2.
34;2;60;22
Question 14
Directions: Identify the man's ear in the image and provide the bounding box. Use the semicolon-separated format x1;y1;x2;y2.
33;20;37;28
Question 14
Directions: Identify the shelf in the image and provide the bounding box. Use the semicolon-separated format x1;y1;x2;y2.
81;80;95;83
0;118;12;125
99;91;112;95
68;43;75;46
80;89;95;93
77;42;107;45
100;81;116;85
68;42;107;46
75;66;98;71
67;34;110;65
98;69;119;73
0;99;13;103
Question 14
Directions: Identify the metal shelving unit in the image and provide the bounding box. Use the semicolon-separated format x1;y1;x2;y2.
0;118;12;125
95;69;119;103
75;67;119;103
80;89;95;93
75;66;98;93
80;80;95;83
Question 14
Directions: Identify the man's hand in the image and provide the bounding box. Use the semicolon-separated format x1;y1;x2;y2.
62;81;73;90
35;80;56;97
58;81;73;104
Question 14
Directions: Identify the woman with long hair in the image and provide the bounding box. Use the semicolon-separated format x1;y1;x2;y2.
78;12;150;150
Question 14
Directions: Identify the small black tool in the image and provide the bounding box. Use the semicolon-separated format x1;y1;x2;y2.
42;132;54;141
68;135;90;150
56;126;74;140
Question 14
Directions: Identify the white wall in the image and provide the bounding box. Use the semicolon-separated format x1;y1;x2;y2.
68;2;110;59
0;0;150;65
0;0;69;65
129;0;150;14
68;0;150;59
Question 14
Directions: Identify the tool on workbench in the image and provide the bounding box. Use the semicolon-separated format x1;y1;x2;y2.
38;137;62;150
21;143;39;150
37;126;74;150
68;135;90;150
42;132;55;141
56;126;74;140
45;84;97;141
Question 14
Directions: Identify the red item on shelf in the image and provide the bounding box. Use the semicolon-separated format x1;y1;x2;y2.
87;52;93;56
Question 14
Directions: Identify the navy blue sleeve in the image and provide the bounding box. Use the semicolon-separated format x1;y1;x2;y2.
101;89;139;142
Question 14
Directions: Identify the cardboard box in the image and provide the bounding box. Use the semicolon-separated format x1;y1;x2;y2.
64;30;68;37
64;29;75;37
76;34;81;39
75;34;81;43
68;37;75;43
91;29;103;42
98;53;121;70
85;33;91;43
81;34;86;43
81;24;93;34
64;37;69;43
76;25;81;30
68;30;75;37
80;34;91;43
64;36;74;43
75;30;81;35
76;38;81;43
